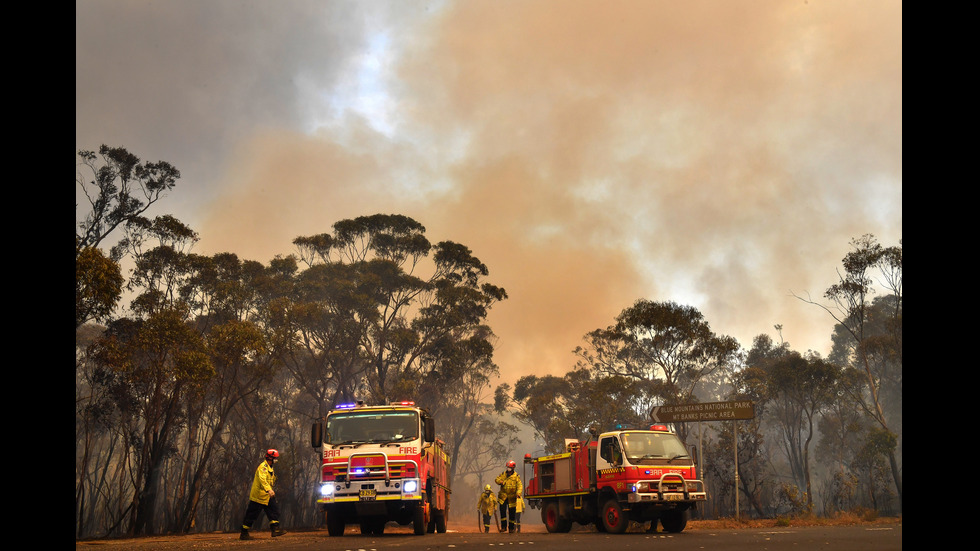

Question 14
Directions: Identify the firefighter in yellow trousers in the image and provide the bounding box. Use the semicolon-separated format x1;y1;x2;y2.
495;460;522;533
477;484;496;533
240;449;287;540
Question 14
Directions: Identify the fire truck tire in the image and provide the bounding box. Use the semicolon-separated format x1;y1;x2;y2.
600;499;628;534
435;510;447;533
660;509;688;533
413;504;426;535
326;511;345;537
542;502;571;533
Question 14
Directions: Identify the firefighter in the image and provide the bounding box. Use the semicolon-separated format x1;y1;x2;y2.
477;484;496;533
240;449;287;540
495;460;522;533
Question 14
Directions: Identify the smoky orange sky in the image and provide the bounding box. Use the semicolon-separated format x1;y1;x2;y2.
76;0;902;387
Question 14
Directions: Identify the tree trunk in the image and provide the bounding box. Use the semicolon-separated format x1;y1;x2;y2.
888;450;902;512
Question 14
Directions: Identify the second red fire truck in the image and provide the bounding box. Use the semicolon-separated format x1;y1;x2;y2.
523;424;706;533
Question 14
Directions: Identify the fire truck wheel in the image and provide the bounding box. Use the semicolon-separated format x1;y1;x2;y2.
326;511;345;537
660;509;688;533
413;504;426;535
600;499;628;534
542;502;571;533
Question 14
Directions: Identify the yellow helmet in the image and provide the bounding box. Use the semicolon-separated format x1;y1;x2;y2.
484;484;492;492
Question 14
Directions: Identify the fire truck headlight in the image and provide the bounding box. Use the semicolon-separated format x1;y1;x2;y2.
403;480;418;493
320;484;334;497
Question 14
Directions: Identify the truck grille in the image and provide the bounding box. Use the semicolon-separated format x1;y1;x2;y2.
323;461;416;482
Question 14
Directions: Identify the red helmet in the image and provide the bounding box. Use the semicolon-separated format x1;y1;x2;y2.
266;449;280;460
506;460;516;469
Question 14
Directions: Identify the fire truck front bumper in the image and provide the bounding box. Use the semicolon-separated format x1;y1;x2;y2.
318;477;423;505
628;478;707;503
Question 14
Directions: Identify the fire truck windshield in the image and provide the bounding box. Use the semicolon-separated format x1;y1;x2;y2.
621;431;691;464
325;410;420;445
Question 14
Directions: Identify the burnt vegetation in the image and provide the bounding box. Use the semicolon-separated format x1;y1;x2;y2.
77;147;901;538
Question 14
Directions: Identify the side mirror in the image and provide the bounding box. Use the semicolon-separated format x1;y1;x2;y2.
311;421;323;448
424;416;435;443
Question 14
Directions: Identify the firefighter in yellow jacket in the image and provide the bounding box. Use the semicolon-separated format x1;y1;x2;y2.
240;449;287;540
477;484;496;533
495;460;522;533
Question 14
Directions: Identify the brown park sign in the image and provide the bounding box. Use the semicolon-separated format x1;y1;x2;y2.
650;400;755;423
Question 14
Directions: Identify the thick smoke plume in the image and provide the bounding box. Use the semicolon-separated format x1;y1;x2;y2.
76;0;902;382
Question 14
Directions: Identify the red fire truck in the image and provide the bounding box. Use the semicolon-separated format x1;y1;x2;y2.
310;401;451;536
523;424;706;533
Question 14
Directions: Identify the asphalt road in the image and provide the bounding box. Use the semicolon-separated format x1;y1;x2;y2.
76;523;901;551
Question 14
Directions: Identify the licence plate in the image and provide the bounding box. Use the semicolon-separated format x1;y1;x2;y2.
359;489;376;501
664;494;683;501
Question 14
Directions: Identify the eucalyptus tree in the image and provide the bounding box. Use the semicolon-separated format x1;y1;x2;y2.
75;323;129;538
281;215;507;508
76;245;125;329
796;235;902;511
499;370;645;454
85;214;210;536
575;300;740;441
701;413;772;518
168;252;284;533
76;145;181;329
408;325;524;497
266;259;375;417
497;375;570;453
76;145;181;257
741;331;845;511
814;368;868;513
766;352;841;510
290;214;507;409
708;337;776;518
90;309;212;536
75;146;195;536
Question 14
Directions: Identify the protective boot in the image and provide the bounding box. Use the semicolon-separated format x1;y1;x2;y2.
239;528;253;540
271;522;287;537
